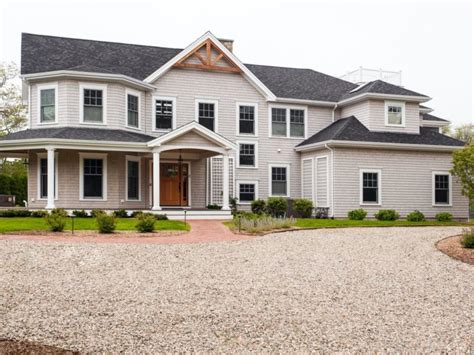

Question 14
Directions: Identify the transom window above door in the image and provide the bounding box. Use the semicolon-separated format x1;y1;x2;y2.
154;98;175;130
196;100;217;131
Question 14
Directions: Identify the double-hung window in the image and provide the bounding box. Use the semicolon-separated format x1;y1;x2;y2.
271;107;306;138
270;165;289;196
238;182;257;203
238;104;257;135
238;142;257;168
433;172;451;205
271;108;287;136
81;85;106;123
197;101;217;131
126;157;140;201
385;101;405;126
80;154;107;200
360;169;381;205
155;98;175;130
39;86;57;123
290;109;305;137
127;92;139;128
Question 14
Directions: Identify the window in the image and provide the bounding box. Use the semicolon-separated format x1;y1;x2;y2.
80;154;108;200
40;89;56;123
155;98;174;130
38;155;57;199
238;104;257;135
238;143;257;168
82;87;104;123
127;93;139;128
360;169;381;205
239;183;256;202
270;106;306;138
270;165;289;196
126;157;140;201
433;173;451;205
385;101;405;126
197;101;216;131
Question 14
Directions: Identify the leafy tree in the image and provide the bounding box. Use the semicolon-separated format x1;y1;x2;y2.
0;62;26;135
451;143;474;213
443;123;473;144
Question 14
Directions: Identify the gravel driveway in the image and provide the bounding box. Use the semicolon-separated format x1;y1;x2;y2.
1;227;473;353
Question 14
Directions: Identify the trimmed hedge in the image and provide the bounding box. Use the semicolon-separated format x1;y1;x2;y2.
436;212;452;222
266;197;287;218
96;214;116;233
251;199;266;215
375;209;400;221
348;209;367;220
406;210;425;222
293;198;313;218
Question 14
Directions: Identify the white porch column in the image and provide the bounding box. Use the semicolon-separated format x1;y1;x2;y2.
152;150;161;211
45;146;56;210
222;153;230;210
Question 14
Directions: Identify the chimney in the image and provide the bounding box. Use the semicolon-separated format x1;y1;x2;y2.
218;38;234;52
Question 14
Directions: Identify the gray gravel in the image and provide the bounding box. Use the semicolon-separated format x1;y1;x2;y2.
1;227;473;353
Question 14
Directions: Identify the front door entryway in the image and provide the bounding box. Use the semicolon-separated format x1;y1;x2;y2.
159;163;189;206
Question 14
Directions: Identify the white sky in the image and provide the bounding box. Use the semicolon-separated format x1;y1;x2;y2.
1;0;472;126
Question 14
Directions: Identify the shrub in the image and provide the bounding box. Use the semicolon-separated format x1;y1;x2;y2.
375;209;400;221
72;209;89;218
406;210;425;222
96;214;116;233
207;204;222;210
293;198;314;218
229;196;238;216
31;210;48;218
251;199;266;215
234;211;261;220
91;209;106;218
130;211;143;218
266;197;287;218
348;209;367;220
136;214;156;233
460;228;474;248
113;209;129;218
0;209;31;217
436;212;452;222
239;215;296;233
154;214;168;221
44;208;68;232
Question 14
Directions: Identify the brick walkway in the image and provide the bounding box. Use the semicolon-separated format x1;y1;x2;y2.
0;220;254;245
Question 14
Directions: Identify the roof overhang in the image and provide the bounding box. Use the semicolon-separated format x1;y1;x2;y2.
337;93;431;106
419;106;434;113
295;139;463;152
21;71;156;91
274;97;337;107
420;119;450;127
143;31;277;101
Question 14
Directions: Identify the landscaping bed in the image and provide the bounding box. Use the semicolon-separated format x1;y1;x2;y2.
437;235;474;265
0;339;78;355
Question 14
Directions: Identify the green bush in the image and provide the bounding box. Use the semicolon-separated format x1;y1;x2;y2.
0;209;31;217
113;209;129;218
293;198;313;218
348;209;367;220
136;214;156;233
44;208;68;232
72;209;89;218
375;209;400;221
266;197;287;218
91;209;106;218
436;212;452;222
30;210;48;218
229;196;238;216
96;214;116;233
207;204;222;210
251;199;266;215
234;211;261;220
406;210;425;222
130;211;143;218
154;214;168;221
460;228;474;248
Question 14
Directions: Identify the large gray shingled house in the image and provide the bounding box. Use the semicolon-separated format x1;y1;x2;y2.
0;31;468;219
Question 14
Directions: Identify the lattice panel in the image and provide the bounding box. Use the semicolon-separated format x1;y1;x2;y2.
209;157;234;205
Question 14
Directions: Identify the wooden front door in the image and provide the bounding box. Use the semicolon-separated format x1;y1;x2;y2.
160;163;189;206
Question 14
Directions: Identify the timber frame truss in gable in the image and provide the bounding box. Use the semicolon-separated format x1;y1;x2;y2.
173;39;242;73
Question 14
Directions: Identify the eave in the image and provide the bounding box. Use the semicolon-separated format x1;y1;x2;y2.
337;93;431;106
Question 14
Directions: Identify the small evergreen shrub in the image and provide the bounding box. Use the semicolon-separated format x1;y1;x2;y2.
436;212;452;222
375;209;400;221
72;209;89;218
207;204;222;210
91;209;106;218
406;210;425;222
348;209;367;220
251;199;266;215
30;210;48;218
136;213;156;233
293;198;314;218
460;228;474;248
96;214;116;233
113;209;129;218
44;208;68;232
131;211;143;218
266;197;287;218
154;214;168;221
0;209;31;217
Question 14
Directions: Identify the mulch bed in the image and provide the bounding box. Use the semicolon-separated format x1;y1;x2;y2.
0;339;79;354
436;235;474;265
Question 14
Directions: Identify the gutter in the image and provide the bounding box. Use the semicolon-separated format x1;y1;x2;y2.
324;144;335;218
295;140;464;152
332;103;338;122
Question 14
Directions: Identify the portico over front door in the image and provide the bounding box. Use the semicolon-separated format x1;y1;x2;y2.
159;163;189;206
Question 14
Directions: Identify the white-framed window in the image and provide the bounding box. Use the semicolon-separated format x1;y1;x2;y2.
37;152;58;200
37;83;58;124
125;155;141;201
195;99;218;132
153;96;176;131
385;101;405;127
269;105;307;138
269;163;290;197
237;180;258;204
237;141;258;168
125;89;140;129
360;169;382;205
432;171;452;206
79;83;107;124
236;102;258;136
79;153;107;201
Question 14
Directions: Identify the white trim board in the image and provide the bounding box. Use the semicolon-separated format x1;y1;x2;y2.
79;82;108;126
36;152;59;201
125;88;142;130
235;101;259;137
268;163;291;197
152;95;177;132
236;140;258;169
236;180;259;204
432;171;453;207
79;152;108;201
359;168;382;206
36;82;59;125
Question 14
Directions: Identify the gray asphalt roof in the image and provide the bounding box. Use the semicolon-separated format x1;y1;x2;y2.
421;113;449;122
297;116;464;147
0;127;154;143
21;33;429;102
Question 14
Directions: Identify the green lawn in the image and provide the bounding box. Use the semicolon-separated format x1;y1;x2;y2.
296;219;473;229
0;217;189;233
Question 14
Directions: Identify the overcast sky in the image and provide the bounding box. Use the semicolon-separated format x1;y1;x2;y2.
1;0;472;126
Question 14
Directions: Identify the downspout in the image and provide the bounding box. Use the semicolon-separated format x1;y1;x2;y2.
331;103;338;122
324;144;335;218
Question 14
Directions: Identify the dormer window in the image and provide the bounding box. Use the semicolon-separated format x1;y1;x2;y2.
385;101;405;127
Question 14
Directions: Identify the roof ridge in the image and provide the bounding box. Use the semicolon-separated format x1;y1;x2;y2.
332;116;358;139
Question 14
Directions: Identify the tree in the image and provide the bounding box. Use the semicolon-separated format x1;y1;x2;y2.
451;143;474;211
453;124;473;144
0;62;26;135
